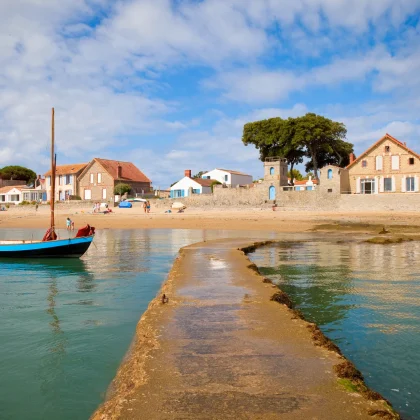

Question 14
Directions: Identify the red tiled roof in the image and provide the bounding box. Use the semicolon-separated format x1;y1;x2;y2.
45;163;88;177
0;185;25;194
192;177;214;187
95;158;151;183
293;179;319;185
346;133;420;169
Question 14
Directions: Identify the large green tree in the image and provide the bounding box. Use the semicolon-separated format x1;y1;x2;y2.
242;113;352;179
0;165;37;184
243;117;305;179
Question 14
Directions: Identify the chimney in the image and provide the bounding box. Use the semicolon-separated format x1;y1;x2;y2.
185;169;192;178
117;163;122;179
349;153;355;164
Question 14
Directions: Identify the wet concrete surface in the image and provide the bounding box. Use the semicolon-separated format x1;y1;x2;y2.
92;239;391;419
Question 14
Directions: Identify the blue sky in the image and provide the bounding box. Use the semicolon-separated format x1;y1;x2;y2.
1;0;420;188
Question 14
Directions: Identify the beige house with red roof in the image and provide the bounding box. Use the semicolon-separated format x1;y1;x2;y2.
77;158;152;202
346;133;420;194
44;163;88;201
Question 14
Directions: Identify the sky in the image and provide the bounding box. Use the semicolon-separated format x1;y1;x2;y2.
1;0;420;188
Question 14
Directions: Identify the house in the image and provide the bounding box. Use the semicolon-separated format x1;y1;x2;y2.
44;163;88;201
170;170;213;198
201;168;252;187
0;185;45;205
77;158;152;201
288;177;319;191
346;133;420;194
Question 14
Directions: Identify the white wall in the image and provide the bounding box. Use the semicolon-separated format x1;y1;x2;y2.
170;177;202;197
202;169;252;187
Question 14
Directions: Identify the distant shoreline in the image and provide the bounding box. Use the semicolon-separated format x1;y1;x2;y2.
2;205;420;234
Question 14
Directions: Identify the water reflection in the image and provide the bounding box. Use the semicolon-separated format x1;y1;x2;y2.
250;240;420;420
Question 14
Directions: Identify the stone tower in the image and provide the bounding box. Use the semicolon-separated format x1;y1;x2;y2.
263;157;288;201
264;157;288;186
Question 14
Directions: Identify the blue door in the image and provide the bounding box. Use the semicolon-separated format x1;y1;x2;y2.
269;186;276;200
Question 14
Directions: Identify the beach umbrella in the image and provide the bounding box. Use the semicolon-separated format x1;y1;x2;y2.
172;201;186;209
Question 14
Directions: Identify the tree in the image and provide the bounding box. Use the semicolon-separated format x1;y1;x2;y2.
242;117;305;178
242;113;352;179
294;113;350;178
193;171;207;178
114;183;132;196
210;180;221;192
288;169;304;181
0;165;37;184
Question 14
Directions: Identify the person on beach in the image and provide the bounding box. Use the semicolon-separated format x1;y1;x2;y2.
66;217;72;230
35;203;38;212
143;201;147;214
147;201;151;213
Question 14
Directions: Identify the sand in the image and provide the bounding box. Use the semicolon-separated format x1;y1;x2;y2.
91;239;397;419
1;204;420;232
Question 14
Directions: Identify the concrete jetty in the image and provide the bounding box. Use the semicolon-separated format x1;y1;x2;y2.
92;239;396;419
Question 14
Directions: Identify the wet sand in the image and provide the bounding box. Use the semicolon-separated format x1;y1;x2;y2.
92;239;395;419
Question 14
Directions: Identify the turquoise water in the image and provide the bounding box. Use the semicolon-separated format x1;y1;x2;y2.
250;240;420;420
0;228;272;420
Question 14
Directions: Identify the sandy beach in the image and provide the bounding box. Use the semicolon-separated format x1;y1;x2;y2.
1;204;420;232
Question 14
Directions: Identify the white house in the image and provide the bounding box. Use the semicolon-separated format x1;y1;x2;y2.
287;176;318;191
170;170;213;198
0;185;45;205
201;168;252;187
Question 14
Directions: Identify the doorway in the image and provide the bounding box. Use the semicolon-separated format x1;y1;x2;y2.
361;179;375;194
269;186;276;200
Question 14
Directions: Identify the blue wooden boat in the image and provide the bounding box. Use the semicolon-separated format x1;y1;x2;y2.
0;108;95;259
0;236;94;258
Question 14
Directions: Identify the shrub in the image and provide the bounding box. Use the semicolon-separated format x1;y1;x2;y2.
69;195;82;200
210;180;221;192
114;183;132;195
19;200;31;206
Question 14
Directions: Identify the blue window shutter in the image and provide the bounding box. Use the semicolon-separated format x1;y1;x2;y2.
170;190;173;198
181;189;184;197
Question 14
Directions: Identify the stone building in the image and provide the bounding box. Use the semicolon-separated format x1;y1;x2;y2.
77;158;152;202
346;133;420;194
262;157;289;200
318;165;349;194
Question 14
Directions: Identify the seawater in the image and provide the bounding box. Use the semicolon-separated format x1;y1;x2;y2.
250;240;420;420
0;228;274;420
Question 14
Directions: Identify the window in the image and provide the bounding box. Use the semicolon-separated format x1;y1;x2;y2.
328;189;333;193
10;194;20;201
172;189;184;198
0;195;5;202
409;157;415;165
406;177;415;192
269;167;275;175
59;175;63;185
192;189;200;194
90;174;94;184
362;160;367;168
224;175;228;182
102;188;107;199
327;169;333;179
65;175;72;185
385;146;390;152
98;173;102;183
384;178;392;192
375;155;383;170
391;155;399;170
47;176;51;186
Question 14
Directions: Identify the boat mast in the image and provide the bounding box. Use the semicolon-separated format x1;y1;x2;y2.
50;107;55;233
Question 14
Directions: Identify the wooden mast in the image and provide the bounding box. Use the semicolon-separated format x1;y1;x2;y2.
50;107;55;233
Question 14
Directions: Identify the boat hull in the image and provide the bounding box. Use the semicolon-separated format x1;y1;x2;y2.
0;236;94;258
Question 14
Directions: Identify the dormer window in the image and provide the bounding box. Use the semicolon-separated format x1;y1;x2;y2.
385;146;390;152
362;160;367;168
